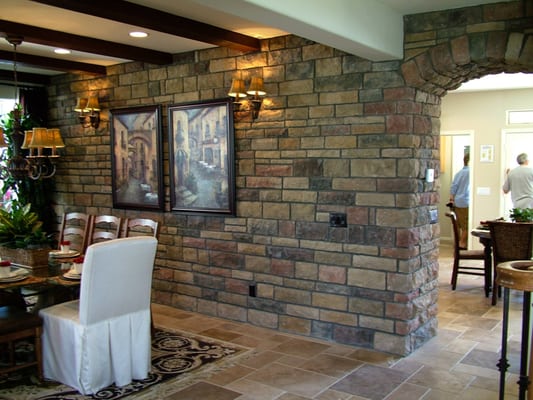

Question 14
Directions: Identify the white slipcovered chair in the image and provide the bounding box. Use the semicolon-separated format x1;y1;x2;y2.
39;236;158;394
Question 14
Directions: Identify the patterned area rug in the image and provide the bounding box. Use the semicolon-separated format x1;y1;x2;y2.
0;329;249;400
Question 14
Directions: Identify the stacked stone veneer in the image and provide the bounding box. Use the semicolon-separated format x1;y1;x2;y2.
47;1;532;356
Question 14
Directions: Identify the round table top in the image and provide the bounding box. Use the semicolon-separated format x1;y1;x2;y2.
497;260;533;291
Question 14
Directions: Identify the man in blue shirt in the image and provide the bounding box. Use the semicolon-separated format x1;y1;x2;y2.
449;153;470;249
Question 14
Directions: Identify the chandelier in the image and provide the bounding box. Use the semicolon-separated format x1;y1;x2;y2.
0;35;65;180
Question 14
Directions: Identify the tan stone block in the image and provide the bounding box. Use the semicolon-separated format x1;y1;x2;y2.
316;57;341;76
324;159;350;177
255;150;281;159
351;159;396;177
271;237;299;247
283;177;309;189
209;57;235;72
279;315;311;335
301;240;343;252
309;105;334;118
257;283;274;298
217;303;247;322
373;332;410;356
275;287;311;305
347;269;386;290
231;270;254;280
467;21;505;33
288;93;319;107
325;136;357;149
295;261;318;280
308;149;340;158
290;204;316;221
218;292;247;307
319;310;357;325
315;251;351;266
320;91;358;104
264;202;290;219
312;293;347;311
376;208;416;228
237;243;266;256
359;316;394;332
245;255;271;273
248;309;278;329
260;190;282;201
301;137;325;149
283;190;318;203
174;270;194;284
356;193;395;207
348;297;384;316
279;79;314;95
332;178;377;191
252;138;279;150
286;304;319;319
352;255;396;271
182;247;198;263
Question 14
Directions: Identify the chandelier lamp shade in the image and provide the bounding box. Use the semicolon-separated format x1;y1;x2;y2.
228;76;267;120
75;96;100;129
0;35;65;181
0;125;65;180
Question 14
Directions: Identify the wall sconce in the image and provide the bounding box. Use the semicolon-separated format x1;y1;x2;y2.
75;96;100;129
228;76;266;120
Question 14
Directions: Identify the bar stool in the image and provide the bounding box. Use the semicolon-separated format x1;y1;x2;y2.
0;305;43;381
496;260;533;400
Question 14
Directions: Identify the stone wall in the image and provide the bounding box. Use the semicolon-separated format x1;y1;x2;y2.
46;1;532;356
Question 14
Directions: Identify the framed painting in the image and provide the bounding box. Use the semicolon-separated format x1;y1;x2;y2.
168;98;235;215
110;105;164;210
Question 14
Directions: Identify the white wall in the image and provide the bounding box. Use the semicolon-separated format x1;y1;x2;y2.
441;88;533;248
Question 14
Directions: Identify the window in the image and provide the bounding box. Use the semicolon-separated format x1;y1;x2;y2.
508;110;533;124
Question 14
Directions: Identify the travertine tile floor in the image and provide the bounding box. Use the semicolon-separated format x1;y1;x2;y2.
148;244;525;399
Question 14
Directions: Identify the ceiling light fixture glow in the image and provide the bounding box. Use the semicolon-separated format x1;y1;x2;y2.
129;31;148;38
54;48;71;54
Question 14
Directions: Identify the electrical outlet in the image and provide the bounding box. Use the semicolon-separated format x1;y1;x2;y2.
429;209;438;224
329;212;347;227
249;284;257;297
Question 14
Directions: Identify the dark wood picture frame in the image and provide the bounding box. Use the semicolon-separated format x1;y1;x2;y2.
168;98;235;215
110;105;164;211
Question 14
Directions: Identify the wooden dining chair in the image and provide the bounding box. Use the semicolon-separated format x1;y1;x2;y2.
88;215;122;245
57;212;92;253
488;220;533;305
446;212;488;295
121;218;159;239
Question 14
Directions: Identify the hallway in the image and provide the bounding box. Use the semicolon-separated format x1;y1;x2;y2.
148;244;523;399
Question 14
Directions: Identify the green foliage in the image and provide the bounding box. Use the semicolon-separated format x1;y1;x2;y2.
0;107;56;234
510;208;533;222
0;201;53;249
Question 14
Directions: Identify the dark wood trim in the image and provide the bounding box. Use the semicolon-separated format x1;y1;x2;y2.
0;50;106;75
0;70;51;85
0;20;173;65
31;0;261;52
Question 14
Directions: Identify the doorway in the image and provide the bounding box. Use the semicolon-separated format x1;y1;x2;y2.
501;129;533;218
439;131;473;246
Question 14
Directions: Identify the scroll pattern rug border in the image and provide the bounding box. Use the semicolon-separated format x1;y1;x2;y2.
0;329;251;400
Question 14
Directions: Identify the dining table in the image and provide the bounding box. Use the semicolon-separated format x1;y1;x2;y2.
0;250;83;310
471;225;493;291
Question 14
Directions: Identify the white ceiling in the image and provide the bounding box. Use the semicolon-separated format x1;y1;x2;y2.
0;0;528;92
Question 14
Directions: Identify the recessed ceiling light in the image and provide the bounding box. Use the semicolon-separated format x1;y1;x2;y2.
129;31;148;38
54;48;71;54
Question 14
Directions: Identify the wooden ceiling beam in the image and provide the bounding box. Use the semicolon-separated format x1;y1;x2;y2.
31;0;261;52
0;20;173;65
0;50;107;75
0;69;51;85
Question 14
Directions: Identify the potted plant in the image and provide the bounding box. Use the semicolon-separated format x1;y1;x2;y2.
0;200;54;267
509;208;533;223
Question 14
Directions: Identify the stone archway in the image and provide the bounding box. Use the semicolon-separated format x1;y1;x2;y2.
401;2;533;95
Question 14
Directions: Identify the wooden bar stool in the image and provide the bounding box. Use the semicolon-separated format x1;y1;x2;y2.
0;305;43;381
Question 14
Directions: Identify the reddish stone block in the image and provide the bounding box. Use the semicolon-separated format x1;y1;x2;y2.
272;259;295;277
256;164;293;176
386;115;412;134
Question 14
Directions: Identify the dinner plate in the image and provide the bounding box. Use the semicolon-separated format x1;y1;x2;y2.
49;249;80;258
0;267;30;283
63;270;82;280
